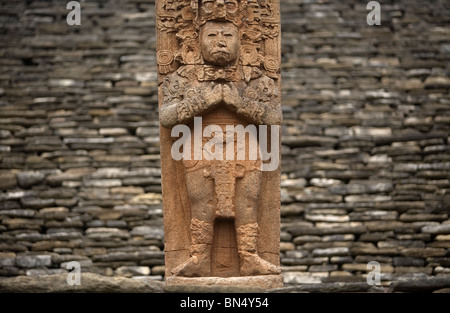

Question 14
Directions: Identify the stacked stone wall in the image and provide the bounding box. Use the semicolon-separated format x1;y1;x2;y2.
0;0;449;292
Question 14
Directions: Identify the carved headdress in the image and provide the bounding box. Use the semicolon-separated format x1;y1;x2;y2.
157;0;280;79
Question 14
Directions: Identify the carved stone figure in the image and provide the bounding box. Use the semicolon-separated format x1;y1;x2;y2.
157;0;282;288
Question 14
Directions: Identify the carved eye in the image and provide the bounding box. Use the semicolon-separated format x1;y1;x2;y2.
260;81;271;95
207;33;216;38
224;33;233;37
226;2;236;10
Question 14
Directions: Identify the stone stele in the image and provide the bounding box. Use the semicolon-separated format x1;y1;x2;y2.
157;0;283;289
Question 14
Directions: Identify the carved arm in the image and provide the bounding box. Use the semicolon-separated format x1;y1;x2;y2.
160;78;222;128
222;83;282;126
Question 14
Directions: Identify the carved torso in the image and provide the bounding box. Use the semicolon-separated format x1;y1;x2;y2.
161;65;281;128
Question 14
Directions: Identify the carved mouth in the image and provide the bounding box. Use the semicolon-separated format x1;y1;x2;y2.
212;50;229;57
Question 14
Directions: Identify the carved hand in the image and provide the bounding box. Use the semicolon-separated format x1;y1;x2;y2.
222;83;241;110
203;83;223;109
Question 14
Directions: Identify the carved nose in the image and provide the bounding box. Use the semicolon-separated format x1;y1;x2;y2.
216;0;225;7
217;35;226;46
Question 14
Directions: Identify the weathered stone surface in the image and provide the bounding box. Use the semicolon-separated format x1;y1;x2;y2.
282;272;322;285
86;228;130;240
389;276;450;293
20;198;55;210
399;248;447;258
37;207;69;220
309;264;338;272
115;266;151;277
0;209;35;218
330;256;354;264
342;263;394;273
312;247;350;257
293;236;321;245
3;218;44;230
0;172;17;189
15;255;51;268
400;214;448;222
350;247;399;256
281;204;306;217
93;251;164;263
285;225;367;236
16;171;45;188
165;275;283;290
0;253;16;267
322;234;355;242
280;242;296;252
129;193;162;205
25;269;68;277
422;224;450;235
395;266;433;275
0;273;163;293
393;257;425;267
272;282;383;293
285;251;308;259
130;226;164;240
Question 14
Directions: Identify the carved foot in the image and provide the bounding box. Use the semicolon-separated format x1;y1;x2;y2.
239;251;281;276
171;244;211;277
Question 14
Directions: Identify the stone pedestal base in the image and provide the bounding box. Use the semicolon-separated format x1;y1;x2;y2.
165;275;283;292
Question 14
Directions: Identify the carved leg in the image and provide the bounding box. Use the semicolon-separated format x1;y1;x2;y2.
235;170;281;276
172;168;215;277
234;169;260;228
236;223;281;276
171;218;214;277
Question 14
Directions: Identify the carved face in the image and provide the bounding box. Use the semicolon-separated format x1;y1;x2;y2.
200;22;240;66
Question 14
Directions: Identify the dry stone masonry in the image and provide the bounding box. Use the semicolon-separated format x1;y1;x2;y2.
0;0;449;292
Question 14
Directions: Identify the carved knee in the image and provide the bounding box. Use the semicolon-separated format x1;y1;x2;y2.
186;169;214;204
